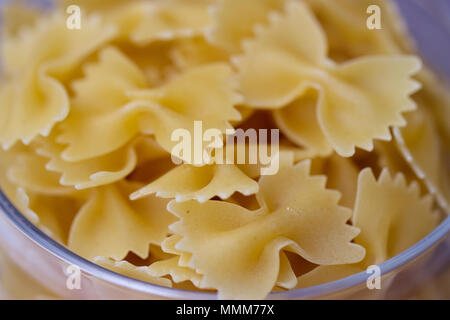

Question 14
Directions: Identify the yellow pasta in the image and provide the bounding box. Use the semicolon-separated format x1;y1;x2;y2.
1;0;41;36
127;63;242;160
0;0;447;300
394;108;450;210
304;0;408;58
14;188;82;244
94;256;172;287
148;257;205;288
297;166;439;288
57;46;147;161
130;0;213;45
321;153;360;209
36;135;165;190
207;0;287;53
130;163;258;203
6;147;78;196
161;234;193;267
273;91;333;156
42;143;136;190
171;37;229;71
353;168;439;265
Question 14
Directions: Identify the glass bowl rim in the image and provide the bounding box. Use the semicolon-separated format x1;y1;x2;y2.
0;188;449;299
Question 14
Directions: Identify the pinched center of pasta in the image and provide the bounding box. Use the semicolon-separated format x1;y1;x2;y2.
0;0;445;300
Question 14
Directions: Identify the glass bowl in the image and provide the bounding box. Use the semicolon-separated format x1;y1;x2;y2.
0;0;449;299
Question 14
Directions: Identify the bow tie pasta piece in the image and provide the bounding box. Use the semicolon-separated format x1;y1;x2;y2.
159;233;296;290
130;163;258;203
128;63;242;161
68;182;176;261
57;47;148;161
7;149;77;196
161;234;295;291
36;136;165;191
148;257;205;289
304;0;406;59
129;136;285;200
171;37;230;71
0;13;116;149
273;91;333;156
233;1;330;107
36;139;139;190
353;168;439;266
58;0;211;44
93;257;172;288
207;0;287;53
296;166;440;288
234;1;421;157
162;234;297;289
130;0;213;46
13;188;82;244
0;76;67;150
2;12;116;77
415;70;450;148
394;108;450;211
163;232;297;291
147;249;297;291
167;156;365;299
148;244;174;263
325;56;420;156
297;164;440;288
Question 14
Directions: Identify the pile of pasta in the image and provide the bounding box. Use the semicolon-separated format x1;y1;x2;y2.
0;0;449;299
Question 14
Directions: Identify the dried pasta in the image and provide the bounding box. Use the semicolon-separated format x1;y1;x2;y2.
0;0;447;300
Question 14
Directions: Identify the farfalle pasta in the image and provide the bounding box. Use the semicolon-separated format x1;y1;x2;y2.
234;1;421;157
0;0;447;300
68;181;176;260
167;155;365;299
0;12;116;148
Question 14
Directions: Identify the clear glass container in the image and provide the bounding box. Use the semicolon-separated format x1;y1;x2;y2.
0;0;449;299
